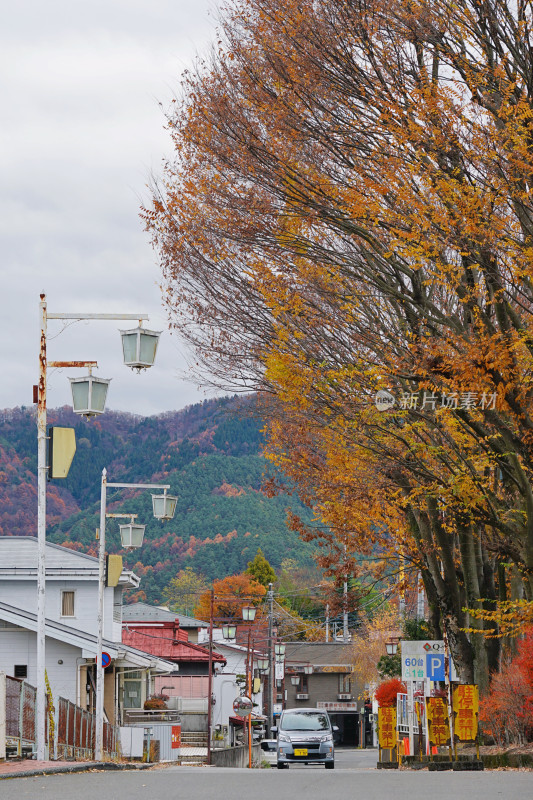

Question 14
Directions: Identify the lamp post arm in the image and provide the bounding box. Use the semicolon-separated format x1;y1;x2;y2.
48;361;98;369
47;313;149;321
106;483;170;490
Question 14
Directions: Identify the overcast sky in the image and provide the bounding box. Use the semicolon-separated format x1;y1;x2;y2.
1;0;223;417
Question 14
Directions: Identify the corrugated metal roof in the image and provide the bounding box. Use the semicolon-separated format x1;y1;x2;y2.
0;536;98;570
122;601;208;628
284;641;354;667
0;536;139;586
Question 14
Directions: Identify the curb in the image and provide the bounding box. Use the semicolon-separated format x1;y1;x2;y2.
0;762;153;780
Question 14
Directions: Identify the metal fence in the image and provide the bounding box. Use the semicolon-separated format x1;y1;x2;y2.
5;676;119;761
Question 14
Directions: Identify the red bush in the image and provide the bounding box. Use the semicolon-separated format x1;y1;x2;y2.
375;678;407;708
479;627;533;745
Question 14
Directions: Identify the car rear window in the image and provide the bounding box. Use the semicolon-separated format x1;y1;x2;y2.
261;741;276;751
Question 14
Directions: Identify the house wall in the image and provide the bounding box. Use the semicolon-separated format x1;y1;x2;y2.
0;579;118;640
285;671;354;708
0;626;81;704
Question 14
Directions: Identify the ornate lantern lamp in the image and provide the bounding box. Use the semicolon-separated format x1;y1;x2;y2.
274;643;286;657
120;326;161;371
151;491;178;521
242;605;257;623
119;516;146;549
257;657;269;671
291;675;300;686
221;624;237;640
303;664;314;675
69;368;111;417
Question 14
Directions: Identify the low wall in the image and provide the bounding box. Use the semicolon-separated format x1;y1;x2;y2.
180;714;207;733
211;744;261;768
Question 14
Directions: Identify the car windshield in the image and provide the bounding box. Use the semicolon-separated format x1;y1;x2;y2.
281;712;330;731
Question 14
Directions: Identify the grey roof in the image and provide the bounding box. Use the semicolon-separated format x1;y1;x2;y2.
0;600;175;673
0;536;98;570
122;601;208;628
284;642;354;668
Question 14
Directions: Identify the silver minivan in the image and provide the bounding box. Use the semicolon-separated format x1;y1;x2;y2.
273;708;337;769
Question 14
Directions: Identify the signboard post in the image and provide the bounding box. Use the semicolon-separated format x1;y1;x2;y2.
378;707;397;763
401;640;458;758
453;684;479;759
426;697;452;760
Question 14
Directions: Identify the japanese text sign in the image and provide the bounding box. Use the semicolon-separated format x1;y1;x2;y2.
426;697;451;746
453;684;479;743
378;707;397;750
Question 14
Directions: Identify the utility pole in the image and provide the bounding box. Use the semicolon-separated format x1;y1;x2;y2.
206;589;214;765
267;582;274;731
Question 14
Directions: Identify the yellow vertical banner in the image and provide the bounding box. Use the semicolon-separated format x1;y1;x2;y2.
378;707;397;750
453;685;479;742
426;697;451;746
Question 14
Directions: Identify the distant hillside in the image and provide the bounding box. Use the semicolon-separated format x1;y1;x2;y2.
0;397;317;602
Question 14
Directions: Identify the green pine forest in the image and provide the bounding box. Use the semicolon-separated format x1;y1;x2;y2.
0;396;318;603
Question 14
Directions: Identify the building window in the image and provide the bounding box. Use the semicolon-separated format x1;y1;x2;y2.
339;673;351;693
61;590;75;617
14;664;27;679
297;674;309;693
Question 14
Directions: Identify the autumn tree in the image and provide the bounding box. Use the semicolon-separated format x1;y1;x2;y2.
163;567;210;616
147;0;533;687
194;572;266;623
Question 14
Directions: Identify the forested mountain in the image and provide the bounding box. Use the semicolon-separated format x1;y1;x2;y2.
0;397;317;602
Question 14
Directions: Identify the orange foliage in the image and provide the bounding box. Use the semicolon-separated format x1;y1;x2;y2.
194;573;266;623
146;0;533;686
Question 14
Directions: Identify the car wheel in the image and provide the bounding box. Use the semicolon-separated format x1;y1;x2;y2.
325;762;335;769
277;762;287;769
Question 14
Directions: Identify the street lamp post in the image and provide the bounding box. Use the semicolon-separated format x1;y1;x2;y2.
36;294;153;760
95;468;175;760
241;605;257;769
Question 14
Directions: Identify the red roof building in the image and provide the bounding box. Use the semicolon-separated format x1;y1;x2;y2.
122;619;226;675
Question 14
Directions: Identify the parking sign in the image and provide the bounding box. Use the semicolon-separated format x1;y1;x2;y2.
426;653;445;681
402;641;457;681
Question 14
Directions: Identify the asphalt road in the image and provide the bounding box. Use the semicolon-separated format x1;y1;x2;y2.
1;751;529;800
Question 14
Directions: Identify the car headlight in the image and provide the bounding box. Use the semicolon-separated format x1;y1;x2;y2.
321;735;333;743
278;733;291;743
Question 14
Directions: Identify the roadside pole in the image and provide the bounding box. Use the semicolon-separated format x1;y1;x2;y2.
267;583;273;732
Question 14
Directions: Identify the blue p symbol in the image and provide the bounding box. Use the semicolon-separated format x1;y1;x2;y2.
426;654;445;680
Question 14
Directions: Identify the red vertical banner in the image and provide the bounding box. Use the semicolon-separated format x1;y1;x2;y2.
171;725;181;749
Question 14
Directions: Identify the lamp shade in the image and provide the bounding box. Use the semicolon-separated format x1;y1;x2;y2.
242;605;257;623
120;327;161;370
69;374;111;417
291;675;300;686
152;493;178;521
256;658;269;671
221;624;237;640
303;665;314;675
274;643;286;656
386;642;398;656
119;522;146;549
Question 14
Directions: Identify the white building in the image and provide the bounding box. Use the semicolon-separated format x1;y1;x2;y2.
0;537;174;723
197;631;265;745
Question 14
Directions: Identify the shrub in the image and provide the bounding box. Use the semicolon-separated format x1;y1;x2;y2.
375;678;407;708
